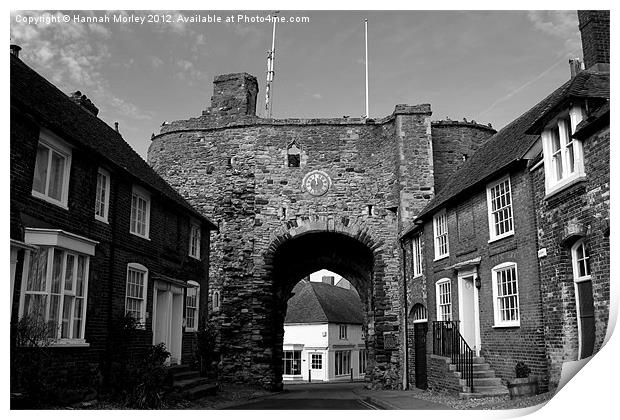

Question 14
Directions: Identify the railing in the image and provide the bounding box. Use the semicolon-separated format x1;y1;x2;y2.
432;321;474;392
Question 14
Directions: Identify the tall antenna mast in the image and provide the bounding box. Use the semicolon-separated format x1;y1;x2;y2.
364;19;369;119
265;11;279;118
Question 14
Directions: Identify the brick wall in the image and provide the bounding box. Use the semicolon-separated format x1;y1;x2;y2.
10;102;211;394
578;10;610;69
408;167;548;390
531;124;610;390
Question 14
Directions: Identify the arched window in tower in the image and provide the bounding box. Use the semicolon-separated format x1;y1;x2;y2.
213;290;221;312
287;142;301;168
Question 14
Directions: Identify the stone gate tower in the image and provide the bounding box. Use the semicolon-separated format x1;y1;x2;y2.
148;73;495;389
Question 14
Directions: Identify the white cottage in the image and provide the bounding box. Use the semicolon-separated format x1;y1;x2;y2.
283;280;367;382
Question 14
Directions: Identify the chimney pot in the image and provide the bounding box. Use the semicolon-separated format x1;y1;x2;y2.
114;122;119;133
69;91;99;116
569;58;583;78
10;44;21;58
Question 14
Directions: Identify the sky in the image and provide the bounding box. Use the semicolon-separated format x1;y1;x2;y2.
9;9;583;158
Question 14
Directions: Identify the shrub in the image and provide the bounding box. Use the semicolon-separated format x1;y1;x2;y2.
515;361;531;378
195;321;218;377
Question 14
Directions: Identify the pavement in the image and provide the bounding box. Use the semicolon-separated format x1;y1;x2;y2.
224;381;451;410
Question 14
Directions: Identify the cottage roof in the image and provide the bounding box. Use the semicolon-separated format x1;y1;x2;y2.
410;68;609;229
284;281;364;325
10;55;217;230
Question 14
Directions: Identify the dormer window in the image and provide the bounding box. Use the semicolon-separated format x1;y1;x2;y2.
541;105;585;196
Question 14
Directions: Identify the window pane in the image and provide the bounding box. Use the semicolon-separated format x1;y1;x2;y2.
61;296;73;338
48;294;61;338
23;294;47;320
48;151;65;200
76;255;86;296
73;297;83;339
33;145;49;194
27;248;48;292
65;254;75;292
51;249;63;293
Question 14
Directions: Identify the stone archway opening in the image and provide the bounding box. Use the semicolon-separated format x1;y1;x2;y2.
268;231;376;389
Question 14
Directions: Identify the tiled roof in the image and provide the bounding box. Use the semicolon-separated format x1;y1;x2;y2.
284;281;364;325
10;55;217;230
413;68;610;226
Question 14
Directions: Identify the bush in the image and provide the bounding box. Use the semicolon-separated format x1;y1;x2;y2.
515;361;531;378
195;321;218;377
107;314;171;409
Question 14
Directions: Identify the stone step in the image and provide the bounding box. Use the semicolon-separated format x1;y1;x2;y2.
182;383;218;400
167;364;194;375
459;387;510;399
473;356;486;364
473;370;496;378
173;376;213;392
473;363;491;371
171;370;201;381
460;377;503;387
470;384;509;394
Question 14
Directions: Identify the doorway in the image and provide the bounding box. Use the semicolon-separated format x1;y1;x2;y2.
576;280;595;359
457;269;481;355
413;321;428;389
153;281;184;364
309;352;324;381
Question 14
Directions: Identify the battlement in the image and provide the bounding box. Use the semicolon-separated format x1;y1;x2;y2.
431;118;495;133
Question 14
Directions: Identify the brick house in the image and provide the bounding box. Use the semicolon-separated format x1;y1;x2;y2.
10;50;217;396
401;10;609;395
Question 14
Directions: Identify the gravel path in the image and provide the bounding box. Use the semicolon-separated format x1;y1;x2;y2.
408;389;554;410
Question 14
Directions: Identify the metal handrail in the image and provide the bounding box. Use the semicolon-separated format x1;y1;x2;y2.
432;321;474;392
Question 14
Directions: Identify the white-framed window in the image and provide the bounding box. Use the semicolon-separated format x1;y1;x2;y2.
189;222;201;259
435;279;452;321
335;350;351;375
283;350;301;375
311;353;323;369
125;263;148;326
433;210;449;260
19;228;97;345
31;130;72;209
487;176;514;241
212;290;220;311
541;105;585;196
572;240;591;281
339;324;348;339
95;168;111;223
491;263;520;327
359;349;367;374
185;281;200;331
130;185;151;239
412;234;423;277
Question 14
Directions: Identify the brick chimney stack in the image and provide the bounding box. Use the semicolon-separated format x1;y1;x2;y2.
205;73;258;117
70;91;99;116
578;10;610;70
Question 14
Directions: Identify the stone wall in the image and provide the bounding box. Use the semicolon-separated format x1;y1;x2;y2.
148;73;452;389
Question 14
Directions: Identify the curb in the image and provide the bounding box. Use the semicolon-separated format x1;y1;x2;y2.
363;396;398;410
210;390;286;410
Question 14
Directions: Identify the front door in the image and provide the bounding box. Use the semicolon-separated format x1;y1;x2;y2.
576;280;595;359
413;322;428;389
309;352;324;381
458;270;481;355
153;281;184;364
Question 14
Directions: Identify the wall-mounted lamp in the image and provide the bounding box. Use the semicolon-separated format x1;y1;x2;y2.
475;276;481;289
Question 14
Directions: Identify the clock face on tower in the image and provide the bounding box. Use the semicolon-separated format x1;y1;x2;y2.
302;170;331;196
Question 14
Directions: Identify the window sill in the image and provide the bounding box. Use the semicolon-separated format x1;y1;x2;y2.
488;232;514;244
545;175;586;199
492;323;520;329
50;341;91;348
95;215;109;224
189;254;201;261
434;254;449;262
129;231;151;241
31;191;69;210
412;273;423;279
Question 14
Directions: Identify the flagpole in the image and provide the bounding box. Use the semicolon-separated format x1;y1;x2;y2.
365;19;369;119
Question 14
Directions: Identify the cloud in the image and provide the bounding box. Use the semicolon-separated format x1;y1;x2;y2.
311;93;322;100
527;11;581;57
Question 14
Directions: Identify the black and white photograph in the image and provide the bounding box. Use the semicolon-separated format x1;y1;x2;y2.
7;3;614;414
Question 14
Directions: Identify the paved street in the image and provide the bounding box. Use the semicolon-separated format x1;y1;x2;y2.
226;382;380;410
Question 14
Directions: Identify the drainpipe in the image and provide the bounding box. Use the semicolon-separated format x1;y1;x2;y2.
401;241;409;390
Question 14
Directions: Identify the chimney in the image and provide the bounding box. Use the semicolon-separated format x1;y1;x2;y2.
578;10;610;70
322;276;335;285
70;91;99;116
569;58;583;78
10;44;21;58
114;122;119;133
204;73;258;117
